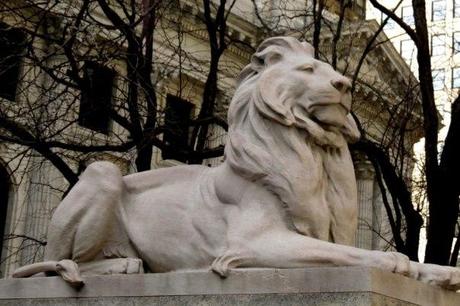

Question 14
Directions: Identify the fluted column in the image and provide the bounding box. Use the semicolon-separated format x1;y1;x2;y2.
354;156;375;250
21;158;62;265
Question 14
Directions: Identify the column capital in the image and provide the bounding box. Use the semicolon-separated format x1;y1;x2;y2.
352;152;375;180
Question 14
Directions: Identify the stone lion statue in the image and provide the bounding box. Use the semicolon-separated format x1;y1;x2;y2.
13;36;460;290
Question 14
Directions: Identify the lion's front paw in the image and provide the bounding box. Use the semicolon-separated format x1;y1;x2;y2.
125;258;144;274
411;262;460;290
211;252;245;278
390;252;411;276
211;255;232;278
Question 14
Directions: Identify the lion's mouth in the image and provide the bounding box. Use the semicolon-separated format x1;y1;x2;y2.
310;98;351;112
309;102;349;127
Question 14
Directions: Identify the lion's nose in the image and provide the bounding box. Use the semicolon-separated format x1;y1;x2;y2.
331;77;351;93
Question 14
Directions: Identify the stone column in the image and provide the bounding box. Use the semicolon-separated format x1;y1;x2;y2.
354;156;376;250
20;158;62;265
371;182;397;251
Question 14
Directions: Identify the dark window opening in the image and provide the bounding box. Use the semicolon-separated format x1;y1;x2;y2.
0;165;10;266
162;95;193;162
0;23;26;101
78;62;114;134
351;0;366;18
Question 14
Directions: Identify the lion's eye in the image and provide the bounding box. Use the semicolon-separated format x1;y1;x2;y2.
298;64;314;72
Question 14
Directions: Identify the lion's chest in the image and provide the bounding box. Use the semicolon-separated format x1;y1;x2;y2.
285;145;358;245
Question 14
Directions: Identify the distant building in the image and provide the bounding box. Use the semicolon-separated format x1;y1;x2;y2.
367;0;460;264
367;0;459;129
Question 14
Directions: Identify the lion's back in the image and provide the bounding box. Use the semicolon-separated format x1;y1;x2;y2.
122;164;214;232
123;164;208;192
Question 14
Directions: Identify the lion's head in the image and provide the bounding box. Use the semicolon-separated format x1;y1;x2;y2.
229;36;360;147
224;37;359;245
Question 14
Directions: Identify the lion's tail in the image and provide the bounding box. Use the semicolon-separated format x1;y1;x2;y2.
12;259;84;288
12;261;59;278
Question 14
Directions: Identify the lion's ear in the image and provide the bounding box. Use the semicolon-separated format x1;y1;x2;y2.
300;42;315;57
341;114;361;143
236;64;257;87
251;46;283;71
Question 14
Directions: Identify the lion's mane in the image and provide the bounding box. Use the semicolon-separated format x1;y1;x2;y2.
224;37;360;245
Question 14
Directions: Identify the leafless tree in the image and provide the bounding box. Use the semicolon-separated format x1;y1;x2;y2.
369;0;460;265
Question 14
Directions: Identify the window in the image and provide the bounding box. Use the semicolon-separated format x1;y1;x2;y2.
351;0;366;18
400;39;415;60
162;95;194;162
454;32;460;54
454;0;460;18
0;23;26;101
432;69;445;90
381;12;396;30
402;5;414;25
78;62;114;134
432;0;446;21
431;34;445;56
452;68;460;88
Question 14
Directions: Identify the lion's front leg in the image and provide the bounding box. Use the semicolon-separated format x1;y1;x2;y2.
212;231;411;278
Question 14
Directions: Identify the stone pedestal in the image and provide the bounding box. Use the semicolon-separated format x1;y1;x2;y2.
1;267;459;306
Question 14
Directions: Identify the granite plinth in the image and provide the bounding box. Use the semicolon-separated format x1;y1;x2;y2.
1;267;459;306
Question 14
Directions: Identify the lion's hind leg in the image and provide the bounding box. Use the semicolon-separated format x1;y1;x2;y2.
37;161;142;287
45;161;125;263
79;258;144;276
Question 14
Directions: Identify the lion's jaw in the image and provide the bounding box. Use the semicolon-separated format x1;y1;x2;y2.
307;92;351;127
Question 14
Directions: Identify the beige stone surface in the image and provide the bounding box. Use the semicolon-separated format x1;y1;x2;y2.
2;267;460;305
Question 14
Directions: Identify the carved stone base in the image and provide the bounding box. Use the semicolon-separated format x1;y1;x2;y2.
1;267;459;305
